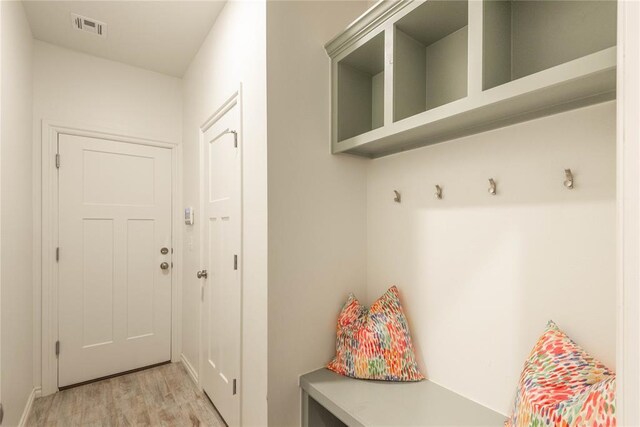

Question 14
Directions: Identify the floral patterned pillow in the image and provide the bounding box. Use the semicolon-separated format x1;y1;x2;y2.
506;321;616;427
327;286;424;382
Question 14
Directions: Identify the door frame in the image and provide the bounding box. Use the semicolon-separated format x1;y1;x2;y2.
617;1;640;424
197;87;244;421
39;120;182;396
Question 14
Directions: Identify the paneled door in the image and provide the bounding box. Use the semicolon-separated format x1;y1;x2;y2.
200;101;241;426
58;134;172;387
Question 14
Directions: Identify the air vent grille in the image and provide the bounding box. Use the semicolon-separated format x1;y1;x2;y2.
71;13;107;38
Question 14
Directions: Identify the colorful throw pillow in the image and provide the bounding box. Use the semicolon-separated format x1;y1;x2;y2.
327;286;424;382
506;321;616;427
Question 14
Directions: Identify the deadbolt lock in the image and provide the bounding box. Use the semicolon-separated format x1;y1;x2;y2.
161;247;169;255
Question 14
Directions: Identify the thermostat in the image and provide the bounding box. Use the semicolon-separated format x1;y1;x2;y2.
185;207;194;225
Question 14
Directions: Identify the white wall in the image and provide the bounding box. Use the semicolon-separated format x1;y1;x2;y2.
366;101;617;415
181;2;268;425
32;41;182;143
266;2;370;425
32;41;182;390
1;1;34;425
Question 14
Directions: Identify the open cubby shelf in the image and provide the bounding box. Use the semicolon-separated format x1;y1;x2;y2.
326;0;617;158
483;0;617;90
337;32;385;141
394;0;468;121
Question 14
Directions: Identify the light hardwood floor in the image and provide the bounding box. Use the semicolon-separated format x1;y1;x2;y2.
27;363;226;426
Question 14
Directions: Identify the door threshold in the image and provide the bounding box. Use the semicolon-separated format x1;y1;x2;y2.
58;360;171;391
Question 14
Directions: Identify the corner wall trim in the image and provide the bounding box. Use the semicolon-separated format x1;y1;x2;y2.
18;387;40;427
181;353;199;386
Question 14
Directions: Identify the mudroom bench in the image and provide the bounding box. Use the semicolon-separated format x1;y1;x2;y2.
300;369;505;427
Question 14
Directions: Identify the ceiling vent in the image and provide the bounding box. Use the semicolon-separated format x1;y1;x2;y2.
71;13;107;38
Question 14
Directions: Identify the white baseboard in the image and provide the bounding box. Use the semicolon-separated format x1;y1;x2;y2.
181;353;199;386
18;386;40;427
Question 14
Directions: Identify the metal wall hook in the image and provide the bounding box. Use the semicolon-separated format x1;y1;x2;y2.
564;169;574;189
434;185;442;200
393;190;401;203
488;178;497;196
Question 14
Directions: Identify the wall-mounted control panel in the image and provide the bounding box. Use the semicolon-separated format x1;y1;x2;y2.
185;207;194;225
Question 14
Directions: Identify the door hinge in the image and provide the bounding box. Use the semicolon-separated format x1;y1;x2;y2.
55;340;60;357
55;153;60;169
234;255;238;270
233;379;237;395
230;130;238;148
56;247;59;262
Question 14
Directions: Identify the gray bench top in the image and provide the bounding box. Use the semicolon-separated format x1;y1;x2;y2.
300;368;506;427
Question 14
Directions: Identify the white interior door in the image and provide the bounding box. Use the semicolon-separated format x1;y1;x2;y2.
201;103;242;427
58;134;172;387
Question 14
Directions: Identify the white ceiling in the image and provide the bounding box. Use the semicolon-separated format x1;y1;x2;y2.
23;1;226;77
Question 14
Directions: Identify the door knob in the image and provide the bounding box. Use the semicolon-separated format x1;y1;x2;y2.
160;262;169;270
197;270;208;279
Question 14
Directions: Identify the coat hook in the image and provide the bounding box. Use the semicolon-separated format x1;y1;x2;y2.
564;169;574;189
393;190;401;203
488;178;497;196
434;185;442;200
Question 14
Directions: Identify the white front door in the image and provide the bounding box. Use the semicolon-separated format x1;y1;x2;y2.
58;134;172;387
201;102;242;426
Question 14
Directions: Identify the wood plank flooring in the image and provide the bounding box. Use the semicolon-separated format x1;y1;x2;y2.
27;362;226;427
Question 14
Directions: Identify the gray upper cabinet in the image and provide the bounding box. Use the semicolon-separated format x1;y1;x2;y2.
325;0;617;158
